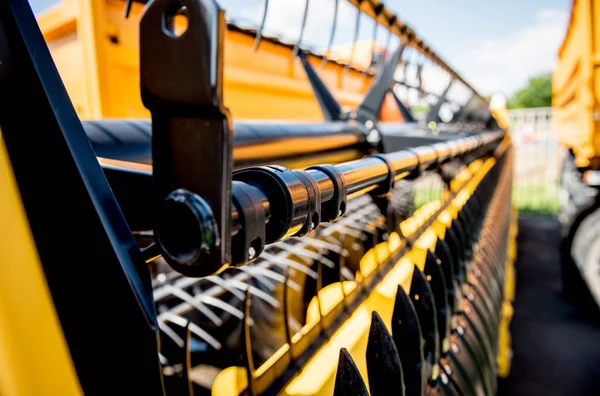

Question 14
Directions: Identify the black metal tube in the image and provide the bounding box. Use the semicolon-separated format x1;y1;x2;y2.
84;120;368;169
227;129;504;235
105;129;503;234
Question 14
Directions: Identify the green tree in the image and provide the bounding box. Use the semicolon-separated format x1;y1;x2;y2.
507;73;552;109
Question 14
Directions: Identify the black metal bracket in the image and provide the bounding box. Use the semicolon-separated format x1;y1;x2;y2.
140;0;233;276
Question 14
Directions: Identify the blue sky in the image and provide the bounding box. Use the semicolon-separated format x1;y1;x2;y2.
29;0;571;96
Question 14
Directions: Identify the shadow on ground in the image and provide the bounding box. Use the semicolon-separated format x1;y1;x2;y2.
497;216;600;396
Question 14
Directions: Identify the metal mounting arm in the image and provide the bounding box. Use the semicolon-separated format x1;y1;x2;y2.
140;0;233;277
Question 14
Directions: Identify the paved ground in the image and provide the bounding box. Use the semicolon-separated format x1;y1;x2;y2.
497;216;600;396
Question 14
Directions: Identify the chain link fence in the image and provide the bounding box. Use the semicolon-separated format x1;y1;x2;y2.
508;107;560;214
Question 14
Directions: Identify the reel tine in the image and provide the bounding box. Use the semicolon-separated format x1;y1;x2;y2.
236;266;276;291
333;349;369;396
366;311;405;396
161;321;195;396
261;251;318;279
249;265;302;291
196;293;249;323
276;241;335;268
322;0;340;68
300;236;346;255
282;266;294;357
292;0;311;58
204;275;245;300
316;259;326;333
253;0;270;51
158;320;185;349
362;19;378;80
162;313;222;350
123;0;133;18
343;6;361;80
242;289;257;396
229;279;280;308
165;285;223;326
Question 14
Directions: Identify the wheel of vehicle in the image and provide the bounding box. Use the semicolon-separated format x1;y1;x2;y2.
569;206;600;317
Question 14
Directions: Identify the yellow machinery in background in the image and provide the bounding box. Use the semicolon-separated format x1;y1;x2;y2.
554;0;600;312
37;0;402;121
553;0;600;169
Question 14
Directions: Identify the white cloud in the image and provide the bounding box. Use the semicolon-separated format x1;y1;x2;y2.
453;9;569;96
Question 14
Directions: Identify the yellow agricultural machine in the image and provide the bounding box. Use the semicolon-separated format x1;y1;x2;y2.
553;0;600;310
0;0;516;395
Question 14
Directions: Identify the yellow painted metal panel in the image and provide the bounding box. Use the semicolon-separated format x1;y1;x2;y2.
37;0;403;122
0;130;82;396
554;0;600;167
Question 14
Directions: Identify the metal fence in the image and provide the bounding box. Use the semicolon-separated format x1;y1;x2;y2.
508;107;560;214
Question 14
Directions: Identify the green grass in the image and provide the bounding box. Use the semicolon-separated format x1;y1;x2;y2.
512;182;559;215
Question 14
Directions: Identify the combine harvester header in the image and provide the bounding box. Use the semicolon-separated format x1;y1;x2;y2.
0;0;515;395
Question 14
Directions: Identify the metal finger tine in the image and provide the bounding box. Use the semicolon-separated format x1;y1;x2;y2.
159;353;169;365
158;320;185;348
324;234;350;257
322;0;339;68
204;275;245;300
236;266;276;291
188;322;222;350
162;313;222;350
282;266;294;354
337;232;349;306
196;294;250;324
242;289;257;396
253;0;269;51
261;251;319;279
276;241;336;268
244;264;302;291
229;279;280;308
298;236;345;254
343;6;361;79
292;0;311;58
165;285;224;326
316;259;326;332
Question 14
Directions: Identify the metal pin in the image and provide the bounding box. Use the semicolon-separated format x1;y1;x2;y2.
292;0;311;58
322;0;339;68
253;0;270;51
